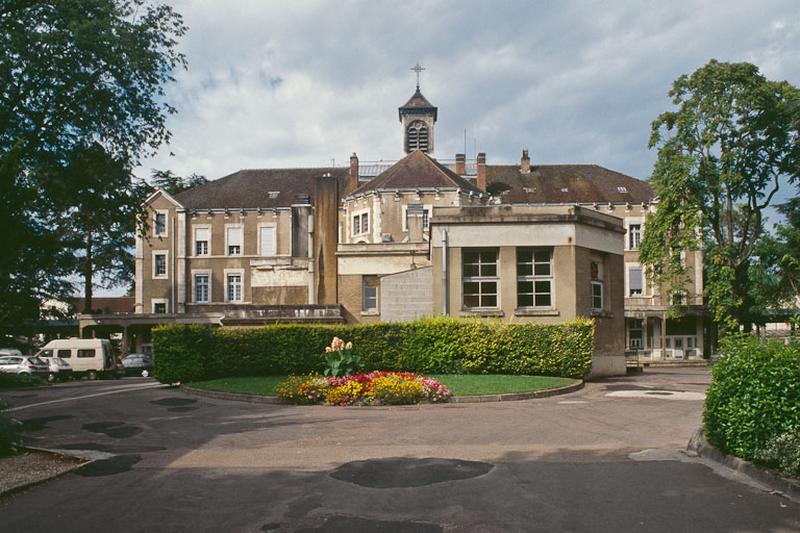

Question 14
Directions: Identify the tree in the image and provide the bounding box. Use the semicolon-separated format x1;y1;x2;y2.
0;1;186;329
640;60;800;331
149;169;207;196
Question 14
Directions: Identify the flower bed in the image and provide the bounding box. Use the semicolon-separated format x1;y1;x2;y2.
275;371;452;406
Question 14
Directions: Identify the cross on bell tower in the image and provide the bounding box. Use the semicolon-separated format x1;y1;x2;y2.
399;63;437;155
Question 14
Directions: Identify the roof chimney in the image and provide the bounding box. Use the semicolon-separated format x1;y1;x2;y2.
348;152;359;193
521;149;530;174
455;153;465;175
476;152;487;191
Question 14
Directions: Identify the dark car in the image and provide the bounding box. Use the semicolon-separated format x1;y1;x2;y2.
121;353;153;376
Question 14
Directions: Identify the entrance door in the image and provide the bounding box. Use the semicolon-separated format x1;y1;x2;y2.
672;337;684;359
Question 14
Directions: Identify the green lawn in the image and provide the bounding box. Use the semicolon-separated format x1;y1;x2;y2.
188;374;577;397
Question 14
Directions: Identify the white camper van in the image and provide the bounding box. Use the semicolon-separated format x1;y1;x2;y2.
36;339;121;380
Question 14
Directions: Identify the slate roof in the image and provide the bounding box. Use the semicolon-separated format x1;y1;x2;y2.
398;88;437;120
485;164;654;204
173;168;348;209
349;150;483;196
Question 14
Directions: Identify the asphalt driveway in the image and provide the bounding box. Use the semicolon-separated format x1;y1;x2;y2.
0;369;797;532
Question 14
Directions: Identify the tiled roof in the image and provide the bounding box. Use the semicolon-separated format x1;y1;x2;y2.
486;164;654;204
398;88;437;120
173;168;348;209
349;150;483;196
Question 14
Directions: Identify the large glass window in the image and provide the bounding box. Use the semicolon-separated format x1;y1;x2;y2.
628;266;643;296
194;274;209;303
517;248;553;307
362;276;378;311
227;274;242;302
463;249;498;308
628;223;642;250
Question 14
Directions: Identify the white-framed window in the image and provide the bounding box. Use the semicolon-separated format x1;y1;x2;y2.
628;319;643;349
258;224;276;256
516;248;553;308
193;271;211;303
402;204;432;231
628;266;644;296
463;248;499;309
627;222;642;250
194;227;210;256
362;275;378;312
225;270;243;303
591;281;604;311
226;225;243;256
153;210;168;237
352;211;369;236
151;298;168;314
152;251;168;279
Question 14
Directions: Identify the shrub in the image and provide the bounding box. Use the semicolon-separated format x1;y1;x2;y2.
0;408;22;457
754;430;800;480
154;317;595;384
704;335;800;461
0;373;44;389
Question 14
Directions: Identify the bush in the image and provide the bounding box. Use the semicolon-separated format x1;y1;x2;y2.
704;335;800;461
153;317;595;384
754;430;800;480
0;408;22;457
0;373;44;389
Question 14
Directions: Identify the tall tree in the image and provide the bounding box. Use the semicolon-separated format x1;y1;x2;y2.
149;169;207;196
640;60;800;331
0;1;186;329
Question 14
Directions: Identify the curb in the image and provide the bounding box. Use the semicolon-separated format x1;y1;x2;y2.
182;380;584;405
0;447;95;500
688;427;800;502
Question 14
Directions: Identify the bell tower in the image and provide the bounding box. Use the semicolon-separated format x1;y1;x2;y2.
399;63;437;155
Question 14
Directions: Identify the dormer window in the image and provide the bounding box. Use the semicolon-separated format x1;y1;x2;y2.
406;121;429;153
268;191;279;199
617;186;628;193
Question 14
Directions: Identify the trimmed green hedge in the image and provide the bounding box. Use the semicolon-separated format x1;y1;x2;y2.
704;335;800;462
153;317;594;384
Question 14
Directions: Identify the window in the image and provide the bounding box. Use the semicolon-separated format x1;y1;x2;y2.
352;212;369;236
628;319;643;349
671;291;685;306
591;281;604;311
153;302;167;314
153;252;167;279
194;274;209;303
516;248;553;307
227;274;242;302
77;349;95;358
259;226;276;256
628;223;642;250
57;349;71;359
362;276;378;312
403;205;431;231
628;266;643;296
406;121;429;152
226;226;243;255
153;211;167;236
194;227;210;256
463;249;499;308
617;186;628;194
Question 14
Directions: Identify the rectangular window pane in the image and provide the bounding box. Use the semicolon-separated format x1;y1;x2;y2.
362;276;378;311
535;293;552;307
629;224;641;250
361;213;369;233
195;228;209;255
195;274;209;303
227;274;242;302
154;254;166;276
352;215;360;235
57;349;71;358
155;213;166;235
517;247;553;308
77;349;95;358
462;248;499;309
629;267;643;295
154;303;166;314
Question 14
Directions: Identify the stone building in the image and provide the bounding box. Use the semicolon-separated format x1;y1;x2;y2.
83;80;706;373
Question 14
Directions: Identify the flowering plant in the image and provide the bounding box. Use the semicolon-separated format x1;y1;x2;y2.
322;337;361;377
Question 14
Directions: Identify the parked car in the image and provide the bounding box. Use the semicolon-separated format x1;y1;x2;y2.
121;353;153;376
0;355;50;377
35;338;122;380
39;356;73;382
0;348;23;358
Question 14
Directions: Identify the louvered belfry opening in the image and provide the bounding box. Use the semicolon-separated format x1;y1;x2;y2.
407;122;429;153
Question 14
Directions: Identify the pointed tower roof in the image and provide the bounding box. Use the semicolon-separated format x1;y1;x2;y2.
349;150;481;196
398;88;438;121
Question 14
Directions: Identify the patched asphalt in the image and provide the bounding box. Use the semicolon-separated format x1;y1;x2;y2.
0;369;797;532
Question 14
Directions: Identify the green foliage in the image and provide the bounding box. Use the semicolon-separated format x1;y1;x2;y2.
0;409;22;458
641;59;800;330
0;373;44;389
704;335;800;461
152;317;595;384
274;374;328;405
148;169;208;196
754;430;800;480
322;337;361;377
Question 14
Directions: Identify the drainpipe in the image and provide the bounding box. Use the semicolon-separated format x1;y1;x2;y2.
307;213;316;304
442;229;449;315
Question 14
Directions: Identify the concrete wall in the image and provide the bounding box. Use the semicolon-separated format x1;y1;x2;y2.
380;267;434;322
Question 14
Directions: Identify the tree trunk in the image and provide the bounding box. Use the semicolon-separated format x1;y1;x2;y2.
83;229;93;313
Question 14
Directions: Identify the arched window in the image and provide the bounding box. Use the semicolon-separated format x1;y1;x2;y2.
406;121;429;152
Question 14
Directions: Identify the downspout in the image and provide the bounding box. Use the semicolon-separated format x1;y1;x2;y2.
172;211;177;313
307;213;316;304
442;229;449;315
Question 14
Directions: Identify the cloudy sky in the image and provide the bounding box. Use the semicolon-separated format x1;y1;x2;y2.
142;0;799;191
